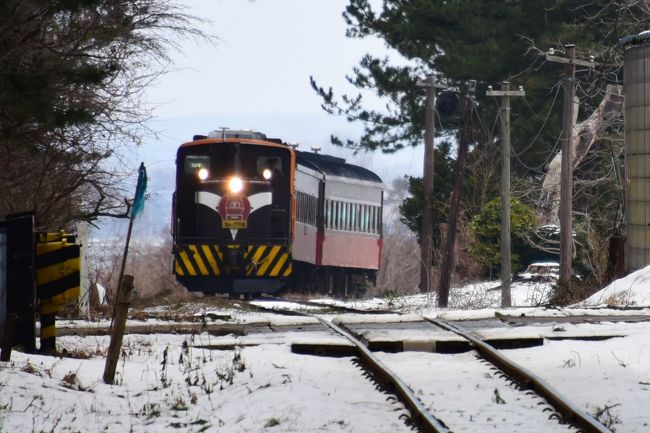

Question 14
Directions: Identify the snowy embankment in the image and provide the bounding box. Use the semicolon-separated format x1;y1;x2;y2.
578;265;650;307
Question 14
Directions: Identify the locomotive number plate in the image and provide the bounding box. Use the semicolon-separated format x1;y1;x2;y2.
223;221;247;229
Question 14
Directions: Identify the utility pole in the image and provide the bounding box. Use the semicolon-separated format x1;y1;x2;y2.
417;75;446;294
486;81;525;307
546;45;595;298
438;80;476;307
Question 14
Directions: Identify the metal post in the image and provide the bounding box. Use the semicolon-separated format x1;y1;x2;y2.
486;82;525;307
559;45;576;296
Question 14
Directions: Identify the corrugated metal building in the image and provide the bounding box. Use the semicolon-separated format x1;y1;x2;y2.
624;33;650;271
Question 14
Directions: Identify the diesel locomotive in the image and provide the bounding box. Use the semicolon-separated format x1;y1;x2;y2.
172;129;384;296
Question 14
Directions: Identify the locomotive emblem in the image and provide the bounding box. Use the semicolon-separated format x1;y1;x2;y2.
218;193;251;229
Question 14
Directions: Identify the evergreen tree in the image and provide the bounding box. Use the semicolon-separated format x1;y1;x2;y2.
313;0;643;266
313;0;635;160
399;140;455;247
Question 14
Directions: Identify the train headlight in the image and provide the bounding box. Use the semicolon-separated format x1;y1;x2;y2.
228;176;243;193
262;168;272;180
197;168;209;180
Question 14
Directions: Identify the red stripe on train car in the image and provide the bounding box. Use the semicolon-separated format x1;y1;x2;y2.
377;238;383;269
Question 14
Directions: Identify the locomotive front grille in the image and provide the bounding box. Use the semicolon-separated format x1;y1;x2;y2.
174;244;292;278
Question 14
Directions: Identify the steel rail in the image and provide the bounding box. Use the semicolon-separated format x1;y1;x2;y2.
249;302;449;432
426;318;612;433
321;317;451;433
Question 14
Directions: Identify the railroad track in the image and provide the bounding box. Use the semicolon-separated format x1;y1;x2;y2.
251;301;612;433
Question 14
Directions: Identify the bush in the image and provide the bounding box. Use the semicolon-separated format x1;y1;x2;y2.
468;198;537;277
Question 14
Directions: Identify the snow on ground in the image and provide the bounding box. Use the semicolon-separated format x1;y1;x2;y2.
1;332;411;433
379;322;650;432
578;265;650;307
3;270;650;432
502;323;650;432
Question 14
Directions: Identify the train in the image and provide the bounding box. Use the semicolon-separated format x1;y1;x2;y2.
172;129;384;297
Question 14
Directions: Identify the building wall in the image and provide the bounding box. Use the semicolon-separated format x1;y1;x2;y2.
624;43;650;271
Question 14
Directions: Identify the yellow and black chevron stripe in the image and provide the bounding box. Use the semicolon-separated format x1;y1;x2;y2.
36;238;80;304
174;244;292;278
35;232;81;352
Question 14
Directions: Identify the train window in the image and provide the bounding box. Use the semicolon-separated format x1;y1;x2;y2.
374;206;379;233
365;205;370;233
356;205;362;232
358;205;362;232
370;206;376;233
307;195;311;224
335;201;340;230
377;206;383;234
357;204;365;233
338;201;342;230
296;191;317;226
297;192;301;221
348;203;354;231
372;206;379;233
257;157;282;178
361;205;367;233
346;203;351;231
325;200;331;229
337;202;341;230
324;199;329;228
298;192;304;224
184;155;210;174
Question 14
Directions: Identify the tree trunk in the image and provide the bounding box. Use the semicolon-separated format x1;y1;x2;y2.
538;85;623;225
438;81;476;307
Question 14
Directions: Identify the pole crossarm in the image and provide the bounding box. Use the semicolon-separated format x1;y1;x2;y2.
545;54;597;68
417;75;448;90
486;90;526;97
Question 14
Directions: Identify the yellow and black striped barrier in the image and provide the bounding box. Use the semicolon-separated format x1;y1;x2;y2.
35;231;80;352
174;244;292;278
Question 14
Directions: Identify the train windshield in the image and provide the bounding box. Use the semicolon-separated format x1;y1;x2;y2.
181;143;289;180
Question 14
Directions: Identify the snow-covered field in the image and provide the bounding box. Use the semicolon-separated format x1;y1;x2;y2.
2;267;650;432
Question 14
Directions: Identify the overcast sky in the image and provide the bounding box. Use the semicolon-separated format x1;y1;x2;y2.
138;0;424;177
120;0;425;235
